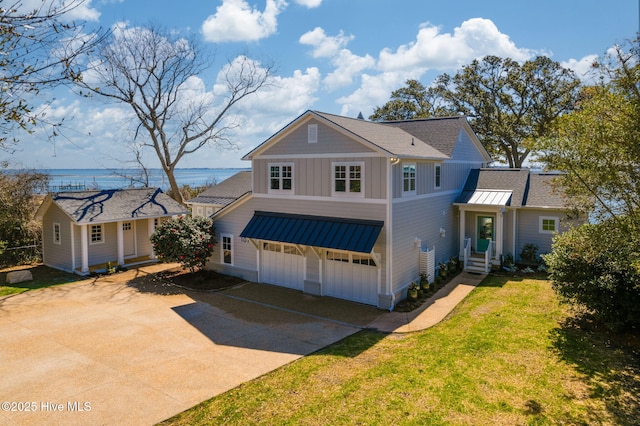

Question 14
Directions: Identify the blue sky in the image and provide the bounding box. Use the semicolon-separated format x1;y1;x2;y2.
9;0;639;170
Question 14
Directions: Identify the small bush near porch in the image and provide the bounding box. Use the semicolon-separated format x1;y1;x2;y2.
161;275;640;425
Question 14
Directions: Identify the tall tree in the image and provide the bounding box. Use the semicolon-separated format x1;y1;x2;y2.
371;56;582;167
76;24;272;205
539;39;640;224
0;0;106;150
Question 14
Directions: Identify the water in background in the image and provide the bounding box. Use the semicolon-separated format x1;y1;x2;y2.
29;168;249;192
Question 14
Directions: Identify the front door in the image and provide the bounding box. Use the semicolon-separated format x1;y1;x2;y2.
123;221;136;258
476;215;494;252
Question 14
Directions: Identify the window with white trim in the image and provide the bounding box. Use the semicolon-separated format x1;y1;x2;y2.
308;124;318;143
333;162;363;196
221;234;233;265
539;216;559;234
53;223;61;245
269;163;293;193
327;251;377;267
90;224;103;244
122;222;132;231
434;164;442;189
402;163;416;195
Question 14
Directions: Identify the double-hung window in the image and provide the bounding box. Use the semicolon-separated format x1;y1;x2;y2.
403;163;416;196
269;163;293;193
221;234;233;265
333;162;364;196
90;224;103;244
434;164;442;189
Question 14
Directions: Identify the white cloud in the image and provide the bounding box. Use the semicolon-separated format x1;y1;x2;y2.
378;18;535;72
201;0;288;43
561;54;598;82
299;27;353;58
293;0;322;7
336;71;416;118
17;0;101;22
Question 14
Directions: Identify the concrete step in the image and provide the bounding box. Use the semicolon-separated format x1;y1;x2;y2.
465;264;487;273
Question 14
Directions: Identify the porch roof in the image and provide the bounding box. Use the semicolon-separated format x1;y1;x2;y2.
457;190;513;206
240;211;384;254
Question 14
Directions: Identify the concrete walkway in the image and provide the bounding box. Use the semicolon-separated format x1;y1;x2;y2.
368;272;487;333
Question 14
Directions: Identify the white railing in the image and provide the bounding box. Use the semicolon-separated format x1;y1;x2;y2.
484;240;496;273
463;237;471;270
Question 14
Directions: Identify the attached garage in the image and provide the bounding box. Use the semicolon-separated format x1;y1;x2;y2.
240;211;384;306
324;251;379;305
261;242;304;290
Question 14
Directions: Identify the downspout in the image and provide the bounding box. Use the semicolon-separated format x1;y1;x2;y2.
387;157;397;311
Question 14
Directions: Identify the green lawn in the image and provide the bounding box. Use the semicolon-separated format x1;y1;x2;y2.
0;264;83;296
161;275;640;425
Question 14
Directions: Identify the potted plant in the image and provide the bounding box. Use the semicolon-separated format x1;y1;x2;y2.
420;273;430;291
407;282;419;301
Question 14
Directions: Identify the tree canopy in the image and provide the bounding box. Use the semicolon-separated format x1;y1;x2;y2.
370;56;582;168
76;24;273;205
0;0;105;150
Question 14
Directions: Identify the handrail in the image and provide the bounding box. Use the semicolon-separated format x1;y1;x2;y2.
484;240;495;273
463;237;471;270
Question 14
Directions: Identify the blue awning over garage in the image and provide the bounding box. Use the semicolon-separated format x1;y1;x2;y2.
240;211;384;253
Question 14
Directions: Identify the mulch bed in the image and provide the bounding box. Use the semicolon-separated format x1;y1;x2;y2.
154;266;246;292
393;270;461;312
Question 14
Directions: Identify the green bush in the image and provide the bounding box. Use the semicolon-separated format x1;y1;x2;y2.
151;215;215;272
543;219;640;330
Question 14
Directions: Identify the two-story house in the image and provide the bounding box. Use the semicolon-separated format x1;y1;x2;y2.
204;110;495;309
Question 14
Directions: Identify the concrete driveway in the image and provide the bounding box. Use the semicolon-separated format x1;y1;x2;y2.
0;264;380;425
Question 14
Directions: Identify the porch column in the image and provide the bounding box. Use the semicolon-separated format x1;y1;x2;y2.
496;208;504;261
148;219;156;260
80;224;89;274
459;208;466;256
117;220;124;266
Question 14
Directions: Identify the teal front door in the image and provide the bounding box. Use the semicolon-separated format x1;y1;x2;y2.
477;216;494;252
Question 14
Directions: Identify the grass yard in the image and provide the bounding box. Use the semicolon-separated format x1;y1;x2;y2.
161;275;640;425
0;264;83;297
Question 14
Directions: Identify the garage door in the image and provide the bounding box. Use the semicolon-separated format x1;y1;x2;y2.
261;242;304;290
324;251;379;305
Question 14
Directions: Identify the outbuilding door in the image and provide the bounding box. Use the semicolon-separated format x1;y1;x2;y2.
324;251;378;305
123;221;136;258
261;242;304;290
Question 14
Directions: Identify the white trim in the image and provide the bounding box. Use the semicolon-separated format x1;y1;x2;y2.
393;189;460;204
332;161;365;198
221;233;234;266
254;152;382;160
89;224;104;245
53;222;61;245
308;123;318;143
268;162;295;194
252;193;386;204
539;216;559;234
402;162;417;197
434;164;442;189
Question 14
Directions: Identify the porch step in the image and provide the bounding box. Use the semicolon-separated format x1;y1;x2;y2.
465;258;487;273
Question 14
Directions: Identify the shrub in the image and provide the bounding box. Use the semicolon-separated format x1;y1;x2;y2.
543;219;640;330
151;215;215;272
520;243;539;264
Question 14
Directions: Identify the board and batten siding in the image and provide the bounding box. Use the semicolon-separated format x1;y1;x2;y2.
42;203;74;272
392;161;479;199
259;118;377;157
392;193;459;295
252;156;387;199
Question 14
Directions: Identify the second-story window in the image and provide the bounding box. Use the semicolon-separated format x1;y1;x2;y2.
269;163;293;193
333;162;363;196
403;163;416;196
435;164;442;189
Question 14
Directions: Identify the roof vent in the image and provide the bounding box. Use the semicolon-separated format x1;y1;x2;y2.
411;137;415;146
357;112;364;120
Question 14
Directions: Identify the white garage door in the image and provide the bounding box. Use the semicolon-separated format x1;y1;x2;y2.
324;251;379;305
261;242;304;290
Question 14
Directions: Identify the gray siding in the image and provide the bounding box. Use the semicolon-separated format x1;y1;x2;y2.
450;129;488;162
42;204;74;272
392;193;459;295
516;209;567;259
393;161;478;199
253;156;387;199
136;219;152;257
87;222;118;265
260;118;376;156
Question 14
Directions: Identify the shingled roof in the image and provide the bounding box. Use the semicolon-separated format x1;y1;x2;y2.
186;171;252;207
383;116;470;158
456;169;566;209
38;188;187;224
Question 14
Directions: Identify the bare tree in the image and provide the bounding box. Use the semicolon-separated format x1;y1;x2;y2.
0;0;107;150
76;24;272;205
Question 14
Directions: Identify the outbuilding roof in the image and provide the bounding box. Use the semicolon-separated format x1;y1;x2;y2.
37;188;187;224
